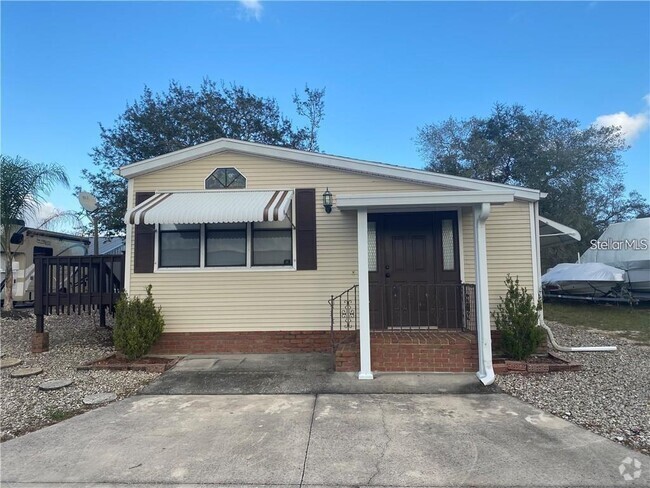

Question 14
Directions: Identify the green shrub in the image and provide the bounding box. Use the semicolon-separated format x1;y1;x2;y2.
492;274;544;360
113;285;164;360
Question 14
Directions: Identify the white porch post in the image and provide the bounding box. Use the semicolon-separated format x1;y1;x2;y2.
473;203;495;386
357;208;373;380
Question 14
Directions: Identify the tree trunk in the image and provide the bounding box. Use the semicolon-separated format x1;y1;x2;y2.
3;253;14;311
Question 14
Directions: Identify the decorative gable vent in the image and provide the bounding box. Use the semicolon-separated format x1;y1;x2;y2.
205;167;246;189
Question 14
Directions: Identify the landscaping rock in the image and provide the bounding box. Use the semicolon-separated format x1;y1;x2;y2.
496;321;650;455
1;312;160;442
82;392;117;406
0;357;22;369
39;379;74;391
10;367;43;378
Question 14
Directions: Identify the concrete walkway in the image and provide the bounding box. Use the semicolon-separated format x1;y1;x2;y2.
2;393;648;487
141;353;498;395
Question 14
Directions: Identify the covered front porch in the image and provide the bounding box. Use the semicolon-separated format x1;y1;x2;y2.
334;190;517;385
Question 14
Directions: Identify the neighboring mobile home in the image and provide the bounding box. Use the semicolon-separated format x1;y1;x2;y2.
118;138;546;385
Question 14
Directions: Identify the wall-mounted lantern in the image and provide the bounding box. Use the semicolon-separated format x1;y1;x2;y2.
322;188;333;214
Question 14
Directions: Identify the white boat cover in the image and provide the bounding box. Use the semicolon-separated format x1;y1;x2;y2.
580;218;649;271
542;263;626;285
124;190;293;225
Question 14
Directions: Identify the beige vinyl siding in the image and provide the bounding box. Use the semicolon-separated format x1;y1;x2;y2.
129;152;439;332
128;151;535;332
461;201;534;327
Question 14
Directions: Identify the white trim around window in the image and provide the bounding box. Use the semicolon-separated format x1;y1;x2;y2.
153;206;296;273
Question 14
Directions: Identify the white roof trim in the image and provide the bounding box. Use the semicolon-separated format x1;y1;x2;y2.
115;138;542;202
124;190;293;225
336;190;514;210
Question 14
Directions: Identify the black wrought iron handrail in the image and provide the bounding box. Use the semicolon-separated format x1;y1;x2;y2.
329;284;359;364
369;283;476;332
329;284;359;332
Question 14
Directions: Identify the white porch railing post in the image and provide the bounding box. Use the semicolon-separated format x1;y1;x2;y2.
473;203;495;386
357;208;373;380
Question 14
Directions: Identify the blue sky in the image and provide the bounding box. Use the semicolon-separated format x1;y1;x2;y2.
2;1;649;221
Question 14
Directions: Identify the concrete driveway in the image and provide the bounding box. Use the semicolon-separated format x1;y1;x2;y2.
140;353;497;395
2;393;648;487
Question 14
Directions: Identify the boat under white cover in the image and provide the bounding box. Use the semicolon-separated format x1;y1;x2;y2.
542;263;627;297
580;218;650;294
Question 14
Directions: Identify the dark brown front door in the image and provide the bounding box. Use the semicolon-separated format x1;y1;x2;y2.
369;212;461;330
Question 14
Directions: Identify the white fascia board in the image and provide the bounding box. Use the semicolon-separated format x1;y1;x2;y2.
115;138;542;201
336;191;515;210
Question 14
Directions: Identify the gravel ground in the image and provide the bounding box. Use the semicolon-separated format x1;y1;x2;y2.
1;310;160;441
496;321;650;455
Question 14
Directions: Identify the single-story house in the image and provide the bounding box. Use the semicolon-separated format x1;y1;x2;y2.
117;138;552;385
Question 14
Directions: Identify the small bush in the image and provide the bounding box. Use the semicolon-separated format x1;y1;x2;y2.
492;274;544;361
113;285;164;360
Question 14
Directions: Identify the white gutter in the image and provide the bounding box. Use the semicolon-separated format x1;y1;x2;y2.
540;320;617;352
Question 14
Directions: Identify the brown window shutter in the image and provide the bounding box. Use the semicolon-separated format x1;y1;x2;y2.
295;188;317;270
133;192;155;273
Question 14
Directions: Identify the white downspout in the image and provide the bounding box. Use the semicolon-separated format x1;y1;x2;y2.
473;203;495;386
540;320;617;352
124;178;134;296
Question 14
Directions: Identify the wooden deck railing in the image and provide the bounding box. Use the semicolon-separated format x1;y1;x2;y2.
34;255;125;331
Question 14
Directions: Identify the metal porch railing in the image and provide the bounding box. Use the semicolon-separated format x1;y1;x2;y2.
329;282;476;336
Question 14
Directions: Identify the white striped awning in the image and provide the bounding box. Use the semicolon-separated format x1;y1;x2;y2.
124;190;293;225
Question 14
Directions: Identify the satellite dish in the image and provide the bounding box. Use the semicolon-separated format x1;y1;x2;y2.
78;192;98;213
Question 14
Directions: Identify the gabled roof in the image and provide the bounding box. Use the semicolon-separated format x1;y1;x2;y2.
115;138;543;202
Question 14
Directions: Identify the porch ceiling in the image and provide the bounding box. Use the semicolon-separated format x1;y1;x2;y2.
336;190;514;211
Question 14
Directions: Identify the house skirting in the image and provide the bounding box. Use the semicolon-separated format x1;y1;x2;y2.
149;330;349;355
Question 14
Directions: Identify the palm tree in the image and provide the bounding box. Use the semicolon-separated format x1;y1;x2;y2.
1;155;69;311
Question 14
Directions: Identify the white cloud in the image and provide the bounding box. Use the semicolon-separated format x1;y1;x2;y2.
23;201;57;228
239;0;263;21
593;94;650;144
24;201;78;233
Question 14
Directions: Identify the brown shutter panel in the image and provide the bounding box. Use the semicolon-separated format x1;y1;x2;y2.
295;188;317;270
133;192;155;273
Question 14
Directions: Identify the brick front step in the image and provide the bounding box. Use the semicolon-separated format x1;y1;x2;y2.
335;330;479;373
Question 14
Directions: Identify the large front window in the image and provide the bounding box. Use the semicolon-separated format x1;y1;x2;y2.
157;219;293;269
